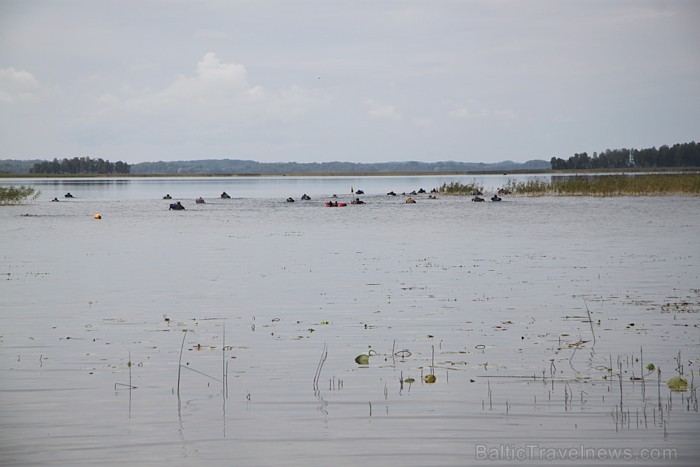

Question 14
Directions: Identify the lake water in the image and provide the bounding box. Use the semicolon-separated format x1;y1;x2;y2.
0;173;529;200
1;176;699;466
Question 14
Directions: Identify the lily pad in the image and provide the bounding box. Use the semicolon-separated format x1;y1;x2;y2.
355;354;370;365
667;376;688;392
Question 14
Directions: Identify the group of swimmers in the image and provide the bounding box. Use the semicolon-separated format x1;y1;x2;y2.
285;193;313;202
164;192;230;209
471;194;502;202
49;187;500;209
50;192;74;202
164;187;505;210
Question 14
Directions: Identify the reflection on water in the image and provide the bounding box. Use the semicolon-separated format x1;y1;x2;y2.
0;183;699;466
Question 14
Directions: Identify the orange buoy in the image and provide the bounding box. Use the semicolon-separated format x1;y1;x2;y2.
94;214;102;219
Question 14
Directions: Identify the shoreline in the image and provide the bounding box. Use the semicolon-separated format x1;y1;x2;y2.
2;167;700;179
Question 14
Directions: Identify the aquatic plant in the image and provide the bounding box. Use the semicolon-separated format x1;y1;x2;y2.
355;349;377;365
501;174;700;196
423;344;437;383
313;343;328;392
355;354;369;364
0;185;39;205
175;330;222;395
667;376;688;392
114;352;137;390
177;331;186;394
437;180;484;195
583;298;596;345
501;178;550;195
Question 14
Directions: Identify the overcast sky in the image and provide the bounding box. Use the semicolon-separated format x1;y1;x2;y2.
1;0;698;164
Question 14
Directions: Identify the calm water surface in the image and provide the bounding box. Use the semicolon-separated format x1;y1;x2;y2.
1;177;699;466
0;173;554;200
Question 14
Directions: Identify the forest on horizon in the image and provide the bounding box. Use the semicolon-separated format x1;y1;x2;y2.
550;141;699;170
1;141;698;175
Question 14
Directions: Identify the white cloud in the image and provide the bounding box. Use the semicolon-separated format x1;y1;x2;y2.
130;52;251;111
115;52;328;120
0;67;45;103
95;53;328;123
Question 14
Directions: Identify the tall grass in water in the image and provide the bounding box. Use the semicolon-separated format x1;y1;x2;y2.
438;180;484;195
501;178;550;195
504;174;700;196
0;186;39;205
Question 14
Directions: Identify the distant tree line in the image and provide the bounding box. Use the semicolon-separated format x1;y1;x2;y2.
551;142;700;170
29;157;130;174
130;159;549;175
0;159;44;174
1;157;549;175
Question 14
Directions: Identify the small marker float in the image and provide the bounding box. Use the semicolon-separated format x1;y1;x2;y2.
93;214;102;219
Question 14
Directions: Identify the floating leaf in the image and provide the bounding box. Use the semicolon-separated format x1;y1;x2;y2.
646;363;655;372
424;374;437;384
667;376;688;392
355;354;369;365
404;377;415;384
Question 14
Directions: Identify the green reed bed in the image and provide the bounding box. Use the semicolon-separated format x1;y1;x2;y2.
437;180;484;195
0;186;39;205
502;174;700;196
501;178;549;195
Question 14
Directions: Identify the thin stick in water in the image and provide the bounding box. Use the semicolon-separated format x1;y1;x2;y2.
583;298;596;345
177;330;187;394
313;343;328;391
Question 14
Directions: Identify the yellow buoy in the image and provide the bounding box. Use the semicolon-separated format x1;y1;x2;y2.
94;214;102;219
